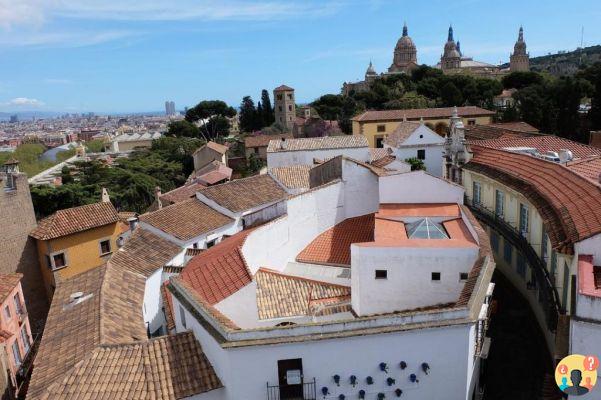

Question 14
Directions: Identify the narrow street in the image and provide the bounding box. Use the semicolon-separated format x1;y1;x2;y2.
482;271;557;399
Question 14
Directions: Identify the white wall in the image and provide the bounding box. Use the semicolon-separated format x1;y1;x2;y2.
351;245;479;316
379;170;464;204
391;146;444;177
242;201;287;227
267;147;370;168
174;294;476;400
341;158;380;219
144;268;164;334
571;319;601;381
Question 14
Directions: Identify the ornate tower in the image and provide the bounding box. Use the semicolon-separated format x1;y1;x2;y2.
510;26;530;72
365;61;378;83
388;23;418;74
441;25;461;71
273;85;296;132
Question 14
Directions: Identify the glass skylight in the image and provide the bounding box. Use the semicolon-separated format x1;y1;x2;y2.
406;218;449;239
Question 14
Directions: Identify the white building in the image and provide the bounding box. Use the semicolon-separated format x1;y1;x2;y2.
384;121;445;177
166;158;495;400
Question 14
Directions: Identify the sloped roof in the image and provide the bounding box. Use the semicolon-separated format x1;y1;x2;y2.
198;174;286;213
193;141;228;156
30;202;120;240
160;182;206;205
0;273;21;302
465;124;538;141
245;133;292;148
269;165;312;190
352;106;495;122
565;156;601;183
267;135;368;153
469;135;601;159
110;228;181;277
140;198;233;241
38;332;221;400
179;229;254;305
488;121;539;133
296;214;375;266
465;145;601;252
28;264;147;399
384;121;422;147
255;268;350;320
274;84;294;91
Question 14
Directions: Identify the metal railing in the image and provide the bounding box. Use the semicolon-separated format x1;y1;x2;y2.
466;197;562;332
266;378;317;400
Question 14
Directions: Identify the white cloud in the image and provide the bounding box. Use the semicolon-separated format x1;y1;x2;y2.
0;0;342;27
5;97;45;107
0;29;142;48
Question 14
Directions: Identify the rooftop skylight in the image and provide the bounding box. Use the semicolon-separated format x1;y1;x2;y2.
406;218;449;239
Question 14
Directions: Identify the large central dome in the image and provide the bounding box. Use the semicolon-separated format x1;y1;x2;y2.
388;23;418;73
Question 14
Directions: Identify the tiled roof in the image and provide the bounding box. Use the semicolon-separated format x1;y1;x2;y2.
193;141;228;156
179;229;254;305
30;202;120;240
162;282;176;332
267;135;368;153
469;135;601;159
296;214;375;266
368;148;391;162
28;264;147;399
465;124;536;141
274;84;294;91
255;268;351;320
0;273;21;302
352;106;495;122
565;156;601;183
590;132;601;149
384;121;421;147
140;198;233;241
198;174;286;213
118;211;137;223
186;248;204;257
488;121;540;133
465;145;601;252
371;155;397;168
161;182;206;205
269;165;312;189
245;133;292;148
39;332;222;400
187;161;232;186
110;228;181;277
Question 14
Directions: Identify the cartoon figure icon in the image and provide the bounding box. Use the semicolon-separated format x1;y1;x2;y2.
564;370;589;395
555;354;598;396
584;377;594;391
559;377;569;391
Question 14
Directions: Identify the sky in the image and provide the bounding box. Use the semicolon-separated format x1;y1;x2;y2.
0;0;600;114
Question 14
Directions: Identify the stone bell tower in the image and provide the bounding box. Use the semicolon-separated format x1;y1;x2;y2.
273;85;296;132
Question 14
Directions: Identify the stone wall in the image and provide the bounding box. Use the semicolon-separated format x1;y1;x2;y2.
0;173;49;331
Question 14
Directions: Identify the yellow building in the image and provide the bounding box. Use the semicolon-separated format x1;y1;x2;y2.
30;201;128;298
351;106;495;147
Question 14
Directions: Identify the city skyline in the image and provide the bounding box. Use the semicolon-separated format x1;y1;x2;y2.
0;0;600;113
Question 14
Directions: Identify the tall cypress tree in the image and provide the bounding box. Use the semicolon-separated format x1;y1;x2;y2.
256;101;264;130
261;89;274;126
239;96;257;133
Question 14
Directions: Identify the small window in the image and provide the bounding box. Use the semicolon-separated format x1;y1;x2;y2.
14;294;23;315
193;243;198;249
503;241;513;264
417;149;426;160
431;272;441;281
99;239;112;255
375;137;384;148
419;134;424;139
179;305;187;329
375;270;388;279
4;305;10;320
12;342;21;367
472;182;481;205
377;124;386;133
52;252;66;268
460;272;469;281
277;94;283;101
20;325;30;354
468;119;476;125
287;93;293;100
206;239;216;249
288;105;292;111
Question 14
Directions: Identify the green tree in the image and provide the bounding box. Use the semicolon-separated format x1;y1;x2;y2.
404;157;425;171
440;82;463;107
578;62;601;129
185;100;236;140
86;139;106;153
260;89;274;126
502;71;544;90
239;96;259;133
167;120;200;138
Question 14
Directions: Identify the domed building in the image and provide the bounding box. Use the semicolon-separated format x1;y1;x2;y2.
388;23;418;73
510;26;530;72
440;26;461;70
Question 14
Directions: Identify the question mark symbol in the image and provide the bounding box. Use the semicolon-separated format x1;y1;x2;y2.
583;355;599;371
558;364;568;374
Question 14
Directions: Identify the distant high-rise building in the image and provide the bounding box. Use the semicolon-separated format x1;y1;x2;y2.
9;115;18;123
273;85;295;132
510;26;530;72
165;101;176;116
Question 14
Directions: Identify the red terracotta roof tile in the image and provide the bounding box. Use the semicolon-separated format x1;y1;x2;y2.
179;229;254;305
296;214;375;267
352;106;495;122
466;145;601;252
30;202;120;240
245;133;292;148
469;135;601;159
565;156;601;183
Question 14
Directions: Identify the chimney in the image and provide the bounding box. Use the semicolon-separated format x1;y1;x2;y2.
101;187;110;203
127;217;139;232
280;137;287;150
155;186;162;210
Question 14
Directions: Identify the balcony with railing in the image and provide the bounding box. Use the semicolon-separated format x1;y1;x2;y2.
266;378;316;400
465;196;562;332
